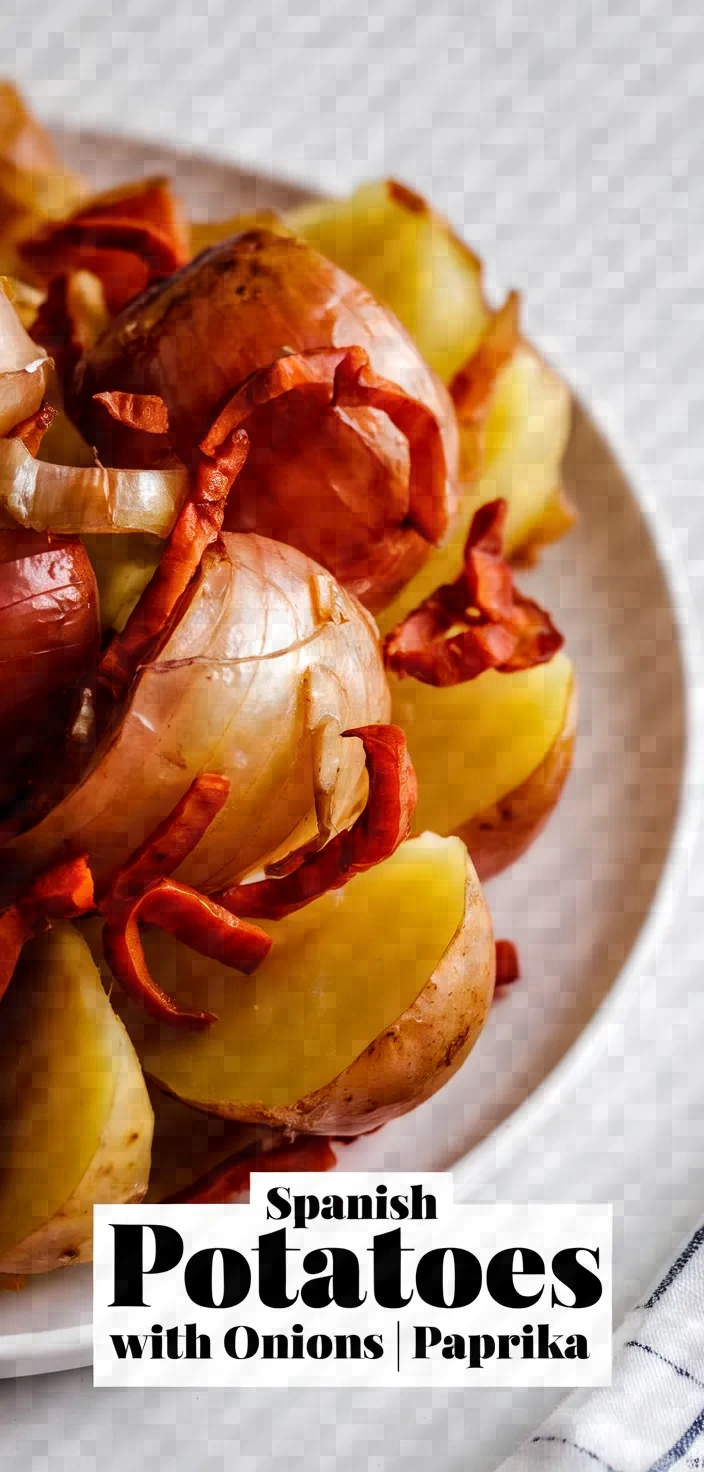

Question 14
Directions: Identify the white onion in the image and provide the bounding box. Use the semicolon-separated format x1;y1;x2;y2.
0;286;49;436
0;435;189;535
9;533;391;891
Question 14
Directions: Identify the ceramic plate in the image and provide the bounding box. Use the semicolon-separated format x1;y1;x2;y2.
0;128;688;1376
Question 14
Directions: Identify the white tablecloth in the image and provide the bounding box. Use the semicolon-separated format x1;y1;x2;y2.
0;2;702;1466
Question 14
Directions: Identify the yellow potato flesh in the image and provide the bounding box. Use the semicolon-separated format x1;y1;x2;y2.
104;833;467;1114
0;923;120;1261
466;345;572;555
378;346;572;638
390;652;573;837
289;182;489;382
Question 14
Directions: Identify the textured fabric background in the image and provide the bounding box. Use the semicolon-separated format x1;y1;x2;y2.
0;2;702;1466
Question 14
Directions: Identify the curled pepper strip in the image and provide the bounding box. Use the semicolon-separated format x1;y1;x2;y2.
383;498;564;687
495;939;520;987
0;853;94;1005
448;293;521;485
216;724;418;921
20;180;189;315
165;1135;337;1205
92;390;169;436
99;773;272;1029
200;345;451;548
8;402;56;455
98;426;250;703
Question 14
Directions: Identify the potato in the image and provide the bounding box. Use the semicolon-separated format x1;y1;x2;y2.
389;652;575;880
86;833;495;1137
288;181;489;382
462;343;573;561
0;922;153;1274
288;184;572;565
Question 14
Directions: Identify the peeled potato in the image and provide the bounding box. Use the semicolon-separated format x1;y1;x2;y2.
87;833;494;1137
288;180;489;383
288;184;572;564
389;652;575;880
463;344;573;560
0;922;153;1274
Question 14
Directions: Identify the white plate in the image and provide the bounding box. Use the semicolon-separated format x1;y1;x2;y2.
0;130;690;1377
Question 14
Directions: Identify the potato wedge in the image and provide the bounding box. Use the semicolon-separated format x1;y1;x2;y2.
86;833;494;1137
389;653;575;880
0;922;153;1274
288;184;572;566
288;180;489;383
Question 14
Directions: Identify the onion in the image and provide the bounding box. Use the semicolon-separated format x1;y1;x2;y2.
8;532;391;890
73;229;459;613
0;434;188;535
0;528;99;781
0;285;49;436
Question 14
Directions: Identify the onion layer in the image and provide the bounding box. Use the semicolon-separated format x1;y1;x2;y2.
8;533;391;891
73;228;459;613
0;528;98;779
0;285;49;437
0;435;189;535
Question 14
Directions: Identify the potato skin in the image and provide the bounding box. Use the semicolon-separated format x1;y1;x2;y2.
458;678;577;882
168;845;495;1137
0;1012;153;1275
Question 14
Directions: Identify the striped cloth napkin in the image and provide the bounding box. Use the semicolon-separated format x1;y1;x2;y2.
498;1221;704;1471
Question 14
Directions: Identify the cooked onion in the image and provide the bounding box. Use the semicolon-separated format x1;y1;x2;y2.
73;228;459;613
8;533;391;891
0;434;189;535
0;528;98;782
0;285;49;436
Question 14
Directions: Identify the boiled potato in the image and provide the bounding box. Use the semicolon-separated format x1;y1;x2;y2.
0;922;153;1274
288;181;489;382
377;346;572;639
87;833;495;1137
389;652;575;880
288;184;572;563
462;344;573;561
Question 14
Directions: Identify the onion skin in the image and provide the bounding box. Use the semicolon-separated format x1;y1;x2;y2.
73;229;459;612
8;532;391;891
0;529;99;777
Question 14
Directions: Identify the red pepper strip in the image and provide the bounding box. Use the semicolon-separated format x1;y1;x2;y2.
99;774;271;1029
8;403;57;456
383;498;564;687
98;427;249;703
166;1136;337;1205
107;772;231;903
216;724;418;921
449;292;520;424
73;179;190;264
134;881;271;973
0;853;95;1005
200;345;451;548
0;905;33;1006
495;939;520;986
92;391;169;436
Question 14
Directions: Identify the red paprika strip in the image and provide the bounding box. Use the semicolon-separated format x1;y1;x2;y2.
20;181;189;316
200;345;451;549
383;498;563;687
449;292;521;427
165;1135;337;1205
92;390;169;436
8;403;57;456
107;772;231;903
216;724;417;921
99;774;271;1029
98;428;249;703
495;939;520;986
0;852;95;1004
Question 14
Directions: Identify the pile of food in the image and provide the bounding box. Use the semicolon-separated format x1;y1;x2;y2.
0;84;576;1277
